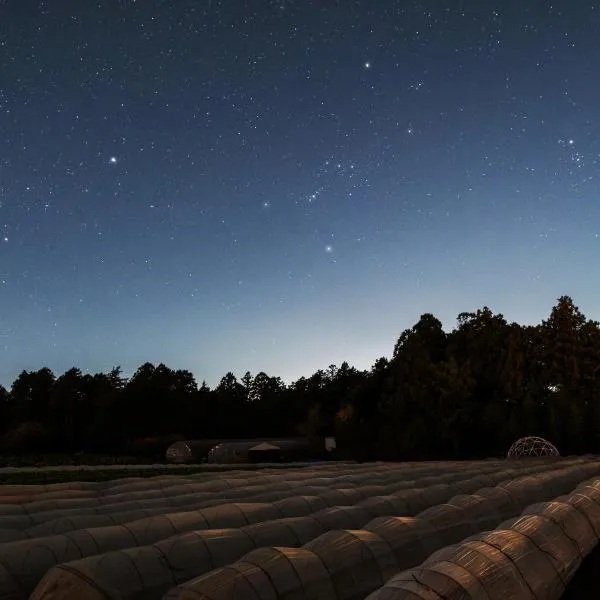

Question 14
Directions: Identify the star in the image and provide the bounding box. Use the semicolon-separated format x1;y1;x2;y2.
364;61;371;69
109;156;118;164
325;245;333;253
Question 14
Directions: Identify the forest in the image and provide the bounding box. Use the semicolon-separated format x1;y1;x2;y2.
1;295;599;462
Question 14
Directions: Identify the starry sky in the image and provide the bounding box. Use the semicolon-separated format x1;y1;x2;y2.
2;0;600;388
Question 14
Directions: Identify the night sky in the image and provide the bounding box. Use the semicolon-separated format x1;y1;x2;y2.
2;1;600;388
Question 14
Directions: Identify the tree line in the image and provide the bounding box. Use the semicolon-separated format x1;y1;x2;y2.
1;295;599;461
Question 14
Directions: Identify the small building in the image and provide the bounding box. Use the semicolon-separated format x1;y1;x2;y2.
248;442;284;463
325;436;337;453
167;436;334;464
207;437;315;464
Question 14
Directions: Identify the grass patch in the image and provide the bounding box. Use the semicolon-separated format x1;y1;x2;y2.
0;461;337;485
0;453;154;468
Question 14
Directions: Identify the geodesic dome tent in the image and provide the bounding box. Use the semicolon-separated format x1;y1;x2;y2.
507;436;559;459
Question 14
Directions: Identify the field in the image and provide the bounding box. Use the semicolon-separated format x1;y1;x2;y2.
0;461;332;486
0;458;599;599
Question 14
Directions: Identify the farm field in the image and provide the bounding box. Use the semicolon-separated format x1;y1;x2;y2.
0;461;338;486
0;458;598;599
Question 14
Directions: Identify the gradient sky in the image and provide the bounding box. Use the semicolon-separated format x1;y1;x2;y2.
1;0;599;388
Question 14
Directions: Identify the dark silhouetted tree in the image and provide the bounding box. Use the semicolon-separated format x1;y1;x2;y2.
3;293;600;461
11;368;55;429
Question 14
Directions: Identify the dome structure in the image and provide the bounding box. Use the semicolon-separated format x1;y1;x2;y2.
507;436;559;459
165;440;217;463
165;441;195;463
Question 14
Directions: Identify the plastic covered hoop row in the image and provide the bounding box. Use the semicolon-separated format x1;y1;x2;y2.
0;462;454;524
366;477;600;599
29;470;512;600
0;463;504;539
157;461;600;600
0;463;405;511
2;462;512;599
25;465;518;600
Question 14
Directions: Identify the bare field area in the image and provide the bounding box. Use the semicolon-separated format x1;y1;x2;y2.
0;458;598;599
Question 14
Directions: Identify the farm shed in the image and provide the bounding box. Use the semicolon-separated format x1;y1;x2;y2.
248;442;283;463
207;438;313;464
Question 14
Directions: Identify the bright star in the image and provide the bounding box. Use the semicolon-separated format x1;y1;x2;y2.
109;156;118;164
325;245;333;253
364;61;371;69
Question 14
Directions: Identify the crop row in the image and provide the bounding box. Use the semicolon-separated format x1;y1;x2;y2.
0;462;500;536
0;461;374;499
0;461;526;527
0;461;514;598
11;459;595;600
0;461;488;500
151;460;600;599
0;462;363;486
0;460;371;487
367;477;600;599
